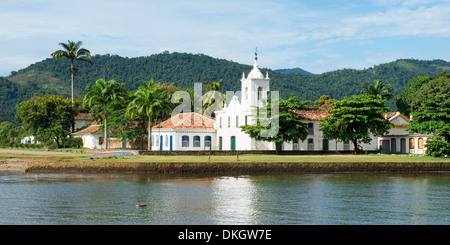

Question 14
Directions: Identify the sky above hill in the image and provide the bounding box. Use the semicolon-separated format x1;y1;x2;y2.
1;0;449;76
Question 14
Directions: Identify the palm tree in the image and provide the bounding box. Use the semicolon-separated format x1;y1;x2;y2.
127;80;171;150
83;79;127;149
51;40;93;104
361;80;396;101
202;80;226;116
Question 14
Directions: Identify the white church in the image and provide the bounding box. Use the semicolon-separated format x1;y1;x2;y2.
148;54;378;152
75;54;434;154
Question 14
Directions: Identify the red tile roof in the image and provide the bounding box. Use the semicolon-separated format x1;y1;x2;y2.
75;113;94;120
292;106;331;120
73;124;102;135
153;112;215;129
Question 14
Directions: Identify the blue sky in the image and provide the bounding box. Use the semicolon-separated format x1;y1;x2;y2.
1;0;449;76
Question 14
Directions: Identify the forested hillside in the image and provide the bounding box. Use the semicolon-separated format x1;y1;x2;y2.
1;51;450;123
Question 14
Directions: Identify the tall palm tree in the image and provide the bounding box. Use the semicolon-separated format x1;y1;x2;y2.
83;79;127;149
51;40;93;104
361;80;396;100
202;80;226;116
127;80;171;150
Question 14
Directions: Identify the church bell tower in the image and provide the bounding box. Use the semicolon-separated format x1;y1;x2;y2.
240;49;270;109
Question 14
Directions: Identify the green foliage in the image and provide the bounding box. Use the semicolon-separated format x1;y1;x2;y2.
240;95;314;152
51;40;92;103
0;121;19;144
83;79;128;149
15;94;76;147
127;80;172;150
425;137;450;157
3;53;450;123
319;95;392;153
361;80;395;101
410;72;450;113
396;75;434;116
407;94;450;142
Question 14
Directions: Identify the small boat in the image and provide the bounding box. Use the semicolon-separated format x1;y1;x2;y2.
89;151;139;160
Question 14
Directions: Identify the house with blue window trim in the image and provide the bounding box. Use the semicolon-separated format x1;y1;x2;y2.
150;112;217;151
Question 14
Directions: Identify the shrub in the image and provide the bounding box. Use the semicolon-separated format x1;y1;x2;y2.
425;137;450;157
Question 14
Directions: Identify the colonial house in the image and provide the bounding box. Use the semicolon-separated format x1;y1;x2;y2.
279;107;378;152
378;112;433;154
150;112;216;151
74;113;95;132
72;124;102;149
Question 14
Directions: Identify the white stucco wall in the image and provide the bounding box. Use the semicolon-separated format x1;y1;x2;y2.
151;129;216;151
74;134;101;149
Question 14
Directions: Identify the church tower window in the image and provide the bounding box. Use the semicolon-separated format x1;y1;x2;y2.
257;87;263;100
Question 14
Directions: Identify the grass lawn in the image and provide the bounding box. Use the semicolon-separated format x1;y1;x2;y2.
1;149;448;163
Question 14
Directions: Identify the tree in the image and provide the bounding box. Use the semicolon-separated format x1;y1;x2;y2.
0;121;19;144
126;80;172;150
361;80;395;101
396;75;434;116
83;79;127;149
51;40;93;104
407;94;450;142
315;95;336;107
202;80;226;116
15;94;76;148
240;95;314;153
319;95;392;153
409;72;450;113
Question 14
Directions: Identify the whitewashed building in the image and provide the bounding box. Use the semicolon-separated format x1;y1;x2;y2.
72;124;102;149
213;55;378;152
151;112;216;151
378;112;433;154
214;55;274;150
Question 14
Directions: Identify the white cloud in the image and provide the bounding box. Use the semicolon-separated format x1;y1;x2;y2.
0;0;449;76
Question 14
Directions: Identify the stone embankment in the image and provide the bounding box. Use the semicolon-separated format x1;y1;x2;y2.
23;159;450;174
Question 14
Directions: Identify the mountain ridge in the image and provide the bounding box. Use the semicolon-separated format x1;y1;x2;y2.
1;52;450;123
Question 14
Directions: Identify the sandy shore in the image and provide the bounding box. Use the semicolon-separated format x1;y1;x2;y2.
0;158;28;169
0;149;87;170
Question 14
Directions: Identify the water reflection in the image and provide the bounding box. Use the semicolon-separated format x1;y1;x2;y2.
211;176;258;224
0;170;449;225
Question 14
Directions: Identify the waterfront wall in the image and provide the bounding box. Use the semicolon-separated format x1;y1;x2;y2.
25;160;450;174
138;150;378;155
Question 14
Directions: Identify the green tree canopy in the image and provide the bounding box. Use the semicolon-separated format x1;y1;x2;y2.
361;80;396;101
396;75;434;116
396;72;450;116
0;121;20;144
407;94;450;142
319;94;392;153
410;72;450;113
15;94;76;147
51;40;92;103
83;79;127;149
127;80;172;150
240;95;315;153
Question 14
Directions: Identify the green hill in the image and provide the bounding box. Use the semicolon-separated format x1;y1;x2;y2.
1;51;450;123
274;68;315;75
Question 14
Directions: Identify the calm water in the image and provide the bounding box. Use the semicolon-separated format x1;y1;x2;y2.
0;169;449;225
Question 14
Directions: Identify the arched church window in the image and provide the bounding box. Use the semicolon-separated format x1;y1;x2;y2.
245;87;248;100
257;87;263;100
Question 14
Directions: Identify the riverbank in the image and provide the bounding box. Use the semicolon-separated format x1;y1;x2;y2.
1;149;449;174
23;159;450;174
